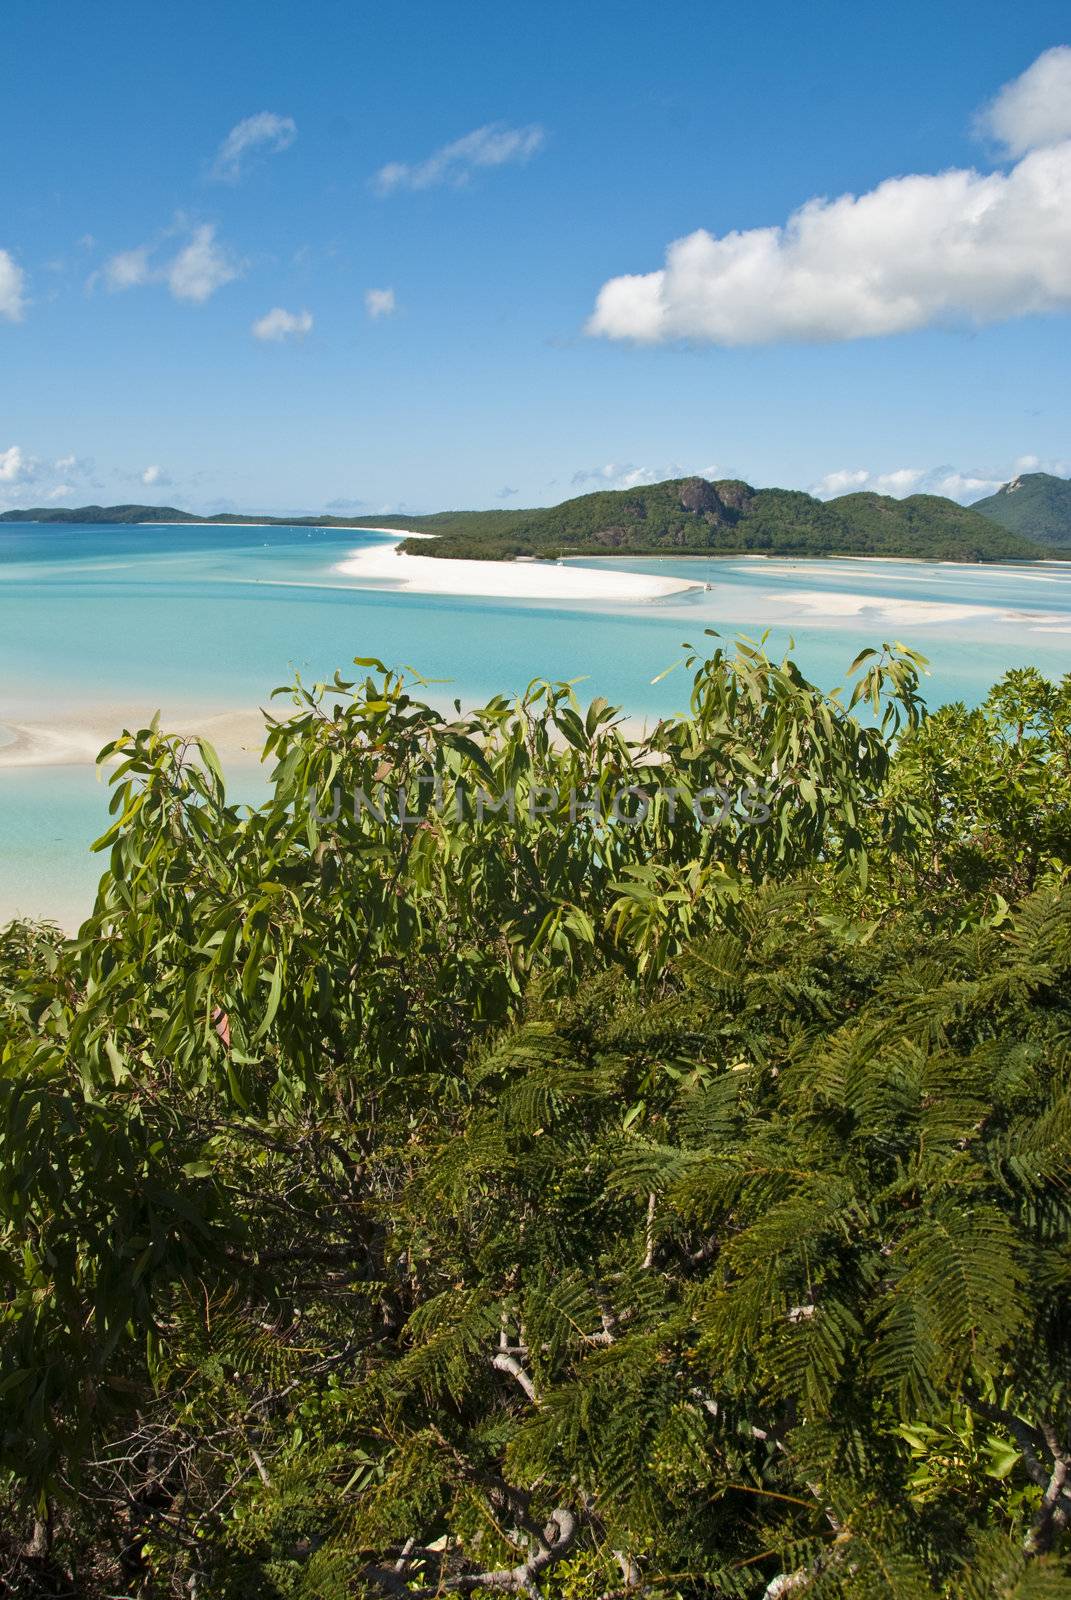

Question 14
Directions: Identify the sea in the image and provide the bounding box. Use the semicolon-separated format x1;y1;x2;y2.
2;520;1069;924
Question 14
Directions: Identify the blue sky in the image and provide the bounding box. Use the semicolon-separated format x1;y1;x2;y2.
2;0;1070;515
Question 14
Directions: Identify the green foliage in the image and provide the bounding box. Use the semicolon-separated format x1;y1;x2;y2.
0;640;1069;1595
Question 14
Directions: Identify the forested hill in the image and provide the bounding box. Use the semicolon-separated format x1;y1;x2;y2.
0;504;389;528
0;477;1045;560
392;477;1042;561
0;504;199;524
972;471;1071;547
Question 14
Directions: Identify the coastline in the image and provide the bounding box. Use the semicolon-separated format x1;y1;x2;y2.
132;520;699;598
332;536;704;602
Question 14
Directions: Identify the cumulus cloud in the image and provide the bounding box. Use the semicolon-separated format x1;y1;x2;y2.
0;444;42;509
810;469;868;497
572;463;658;491
932;471;1006;501
810;454;1066;504
141;464;172;487
0;444;31;483
977;45;1071;158
811;467;928;498
211;112;297;181
167;225;241;302
53;453;95;482
0;445;107;508
571;460;724;492
251;306;313;341
588;49;1071;348
496;485;519;499
102;244;153;292
0;250;27;321
373;122;544;194
100;223;242;305
364;286;396;319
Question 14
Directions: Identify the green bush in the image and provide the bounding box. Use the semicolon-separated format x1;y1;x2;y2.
1;640;1069;1595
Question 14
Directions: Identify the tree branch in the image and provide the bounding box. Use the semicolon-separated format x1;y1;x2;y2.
364;1509;578;1598
492;1350;539;1405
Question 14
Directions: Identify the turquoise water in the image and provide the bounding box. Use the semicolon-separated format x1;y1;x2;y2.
2;521;1070;923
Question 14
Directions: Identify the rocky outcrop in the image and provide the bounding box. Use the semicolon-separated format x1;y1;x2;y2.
712;479;755;513
677;476;755;525
677;477;723;516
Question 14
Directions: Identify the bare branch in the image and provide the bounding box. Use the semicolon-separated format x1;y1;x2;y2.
363;1509;578;1598
492;1350;539;1405
642;1193;656;1270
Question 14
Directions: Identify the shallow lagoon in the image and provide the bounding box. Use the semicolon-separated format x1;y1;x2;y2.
2;521;1069;922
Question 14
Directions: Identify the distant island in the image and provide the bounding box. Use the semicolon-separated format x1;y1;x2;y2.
5;471;1071;562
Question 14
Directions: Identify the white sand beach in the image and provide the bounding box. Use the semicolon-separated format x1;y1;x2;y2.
0;708;271;770
779;590;996;626
769;588;1071;630
333;536;703;601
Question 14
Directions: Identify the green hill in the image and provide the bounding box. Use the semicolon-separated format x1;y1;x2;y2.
0;503;199;524
0;478;1044;560
972;471;1071;547
395;476;1041;562
0;503;386;528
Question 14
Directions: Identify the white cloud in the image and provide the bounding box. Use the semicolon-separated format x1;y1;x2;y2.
810;469;873;497
97;220;240;304
931;471;1005;501
0;447;39;511
811;467;927;498
0;445;31;483
211;112;297;181
364;286;396;319
251;306;313;341
141;464;172;487
0;250;27;321
103;244;152;291
101;223;241;305
571;462;657;490
810;454;1069;504
373;122;544;194
166;224;241;303
977;45;1071;158
0;446;107;509
588;50;1071;348
564;456;1067;507
872;468;927;496
52;453;95;482
570;460;726;492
